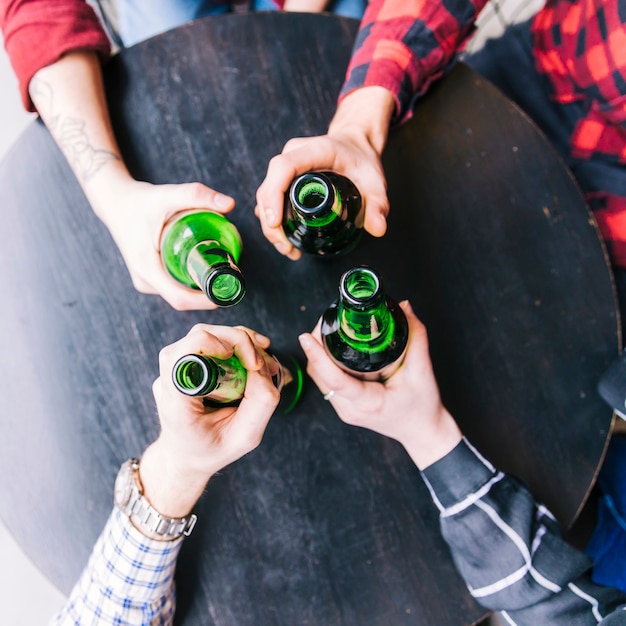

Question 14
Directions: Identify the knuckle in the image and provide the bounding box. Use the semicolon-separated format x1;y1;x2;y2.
131;276;151;294
282;137;302;151
238;430;264;454
167;296;188;311
186;182;208;203
268;154;297;180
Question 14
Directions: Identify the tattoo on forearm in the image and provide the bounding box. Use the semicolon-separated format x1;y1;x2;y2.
29;77;60;131
57;117;120;181
30;76;120;182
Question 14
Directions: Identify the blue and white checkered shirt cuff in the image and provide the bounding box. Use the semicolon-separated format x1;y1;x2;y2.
50;507;184;625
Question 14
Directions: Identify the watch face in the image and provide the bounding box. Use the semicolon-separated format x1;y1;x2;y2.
114;462;133;509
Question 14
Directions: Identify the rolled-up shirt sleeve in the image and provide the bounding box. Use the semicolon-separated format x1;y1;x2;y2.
0;0;111;112
339;0;488;123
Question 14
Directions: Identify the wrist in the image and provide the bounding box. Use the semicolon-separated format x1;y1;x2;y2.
83;163;135;220
329;86;396;155
401;408;463;470
139;440;212;518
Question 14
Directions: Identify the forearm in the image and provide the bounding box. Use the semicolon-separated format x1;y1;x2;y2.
0;0;111;111
29;51;132;221
421;439;626;623
328;86;395;156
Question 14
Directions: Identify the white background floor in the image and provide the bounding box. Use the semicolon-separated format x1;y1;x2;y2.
0;2;544;622
0;39;67;625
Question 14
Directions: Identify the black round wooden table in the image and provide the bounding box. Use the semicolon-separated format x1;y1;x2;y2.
0;12;619;626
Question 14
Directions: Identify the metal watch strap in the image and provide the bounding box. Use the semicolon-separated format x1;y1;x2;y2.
128;494;197;540
117;458;197;541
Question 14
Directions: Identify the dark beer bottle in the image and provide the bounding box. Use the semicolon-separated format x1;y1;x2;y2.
283;171;363;256
172;351;304;413
321;266;408;381
160;210;246;307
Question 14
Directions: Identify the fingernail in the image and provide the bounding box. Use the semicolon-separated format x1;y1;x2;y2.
298;334;311;349
214;194;232;209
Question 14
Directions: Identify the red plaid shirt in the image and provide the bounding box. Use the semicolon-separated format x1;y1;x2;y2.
3;0;626;265
341;0;626;268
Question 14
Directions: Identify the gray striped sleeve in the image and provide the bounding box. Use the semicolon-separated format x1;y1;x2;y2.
421;438;626;625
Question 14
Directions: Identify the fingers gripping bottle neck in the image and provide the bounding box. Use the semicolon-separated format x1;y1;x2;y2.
321;266;408;381
172;352;304;414
160;210;246;307
283;171;364;256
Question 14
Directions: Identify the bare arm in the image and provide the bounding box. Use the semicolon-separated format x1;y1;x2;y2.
29;51;236;310
29;51;124;188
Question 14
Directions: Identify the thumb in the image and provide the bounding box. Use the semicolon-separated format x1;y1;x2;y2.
298;332;369;403
362;192;389;237
162;182;235;214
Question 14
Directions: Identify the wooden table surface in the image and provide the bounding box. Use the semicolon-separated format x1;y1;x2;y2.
0;12;619;626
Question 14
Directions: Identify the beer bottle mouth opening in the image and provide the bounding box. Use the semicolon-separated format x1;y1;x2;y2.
173;354;215;396
341;266;381;306
291;174;332;215
206;269;246;307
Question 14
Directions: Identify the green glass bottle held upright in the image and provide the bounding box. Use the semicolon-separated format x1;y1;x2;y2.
321;266;409;381
172;351;304;413
160;210;246;307
283;171;363;256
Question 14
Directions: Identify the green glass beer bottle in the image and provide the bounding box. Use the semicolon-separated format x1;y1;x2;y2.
283;171;363;256
320;266;409;381
160;210;246;307
172;351;304;413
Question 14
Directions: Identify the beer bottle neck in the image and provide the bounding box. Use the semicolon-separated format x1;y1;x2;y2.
290;173;342;226
187;241;246;306
337;266;396;351
172;354;247;403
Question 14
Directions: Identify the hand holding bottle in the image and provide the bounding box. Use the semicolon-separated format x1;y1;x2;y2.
299;300;463;470
28;52;237;311
140;323;280;518
255;87;395;259
92;175;236;310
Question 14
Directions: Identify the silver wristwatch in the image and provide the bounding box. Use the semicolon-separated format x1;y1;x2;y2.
114;458;197;541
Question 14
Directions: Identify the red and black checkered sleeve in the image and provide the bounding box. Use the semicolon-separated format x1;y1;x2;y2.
339;0;489;123
532;0;626;269
0;0;111;112
532;0;626;161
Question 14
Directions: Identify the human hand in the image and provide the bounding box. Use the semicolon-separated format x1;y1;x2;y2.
255;87;395;260
92;174;236;310
298;300;463;469
139;324;280;517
